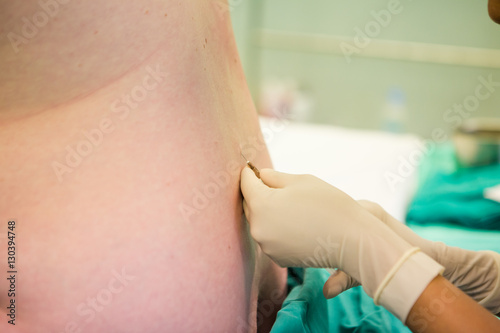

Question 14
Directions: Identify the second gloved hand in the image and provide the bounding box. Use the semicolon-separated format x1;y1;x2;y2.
324;200;500;315
240;167;444;322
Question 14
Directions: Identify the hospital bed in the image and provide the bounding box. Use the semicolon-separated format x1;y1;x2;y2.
260;117;500;332
261;117;500;252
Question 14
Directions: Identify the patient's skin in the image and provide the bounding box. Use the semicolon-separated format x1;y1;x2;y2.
0;1;286;332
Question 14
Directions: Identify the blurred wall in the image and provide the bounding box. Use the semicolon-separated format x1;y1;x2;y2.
230;0;500;137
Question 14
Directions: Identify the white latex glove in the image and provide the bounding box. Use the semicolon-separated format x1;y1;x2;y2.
240;167;444;322
324;200;500;315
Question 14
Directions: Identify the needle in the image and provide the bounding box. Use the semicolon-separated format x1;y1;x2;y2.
240;152;261;179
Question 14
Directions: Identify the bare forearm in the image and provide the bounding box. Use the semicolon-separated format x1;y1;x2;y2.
406;275;500;333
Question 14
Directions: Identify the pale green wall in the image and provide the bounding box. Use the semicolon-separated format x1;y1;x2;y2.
230;0;500;137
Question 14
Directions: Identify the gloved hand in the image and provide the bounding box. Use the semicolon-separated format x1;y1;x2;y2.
324;200;500;315
240;167;444;322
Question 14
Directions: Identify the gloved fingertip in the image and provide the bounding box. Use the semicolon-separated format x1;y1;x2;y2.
240;165;255;179
241;165;270;202
323;290;341;299
323;279;344;299
322;270;358;299
241;166;259;188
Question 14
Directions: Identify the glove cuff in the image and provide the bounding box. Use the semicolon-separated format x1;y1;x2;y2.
478;251;500;314
376;250;444;323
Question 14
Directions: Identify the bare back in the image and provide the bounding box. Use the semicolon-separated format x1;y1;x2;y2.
0;1;286;332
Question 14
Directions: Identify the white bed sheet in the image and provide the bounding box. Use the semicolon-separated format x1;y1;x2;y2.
260;117;424;221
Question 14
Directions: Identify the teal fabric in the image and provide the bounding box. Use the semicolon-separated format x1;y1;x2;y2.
271;268;410;333
408;222;500;253
406;144;500;230
272;225;500;332
270;143;500;332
